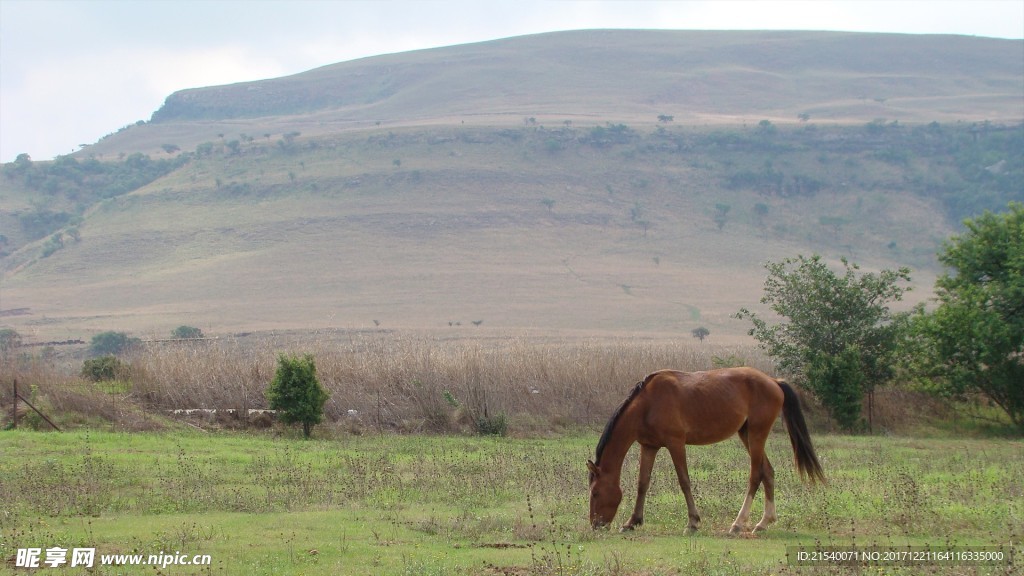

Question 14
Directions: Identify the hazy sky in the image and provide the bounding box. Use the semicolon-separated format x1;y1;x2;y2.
1;0;1021;162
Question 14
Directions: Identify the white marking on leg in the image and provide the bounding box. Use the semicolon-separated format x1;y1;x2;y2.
730;493;753;533
754;499;777;532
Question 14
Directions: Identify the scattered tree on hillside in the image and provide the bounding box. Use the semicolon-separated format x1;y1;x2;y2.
691;327;710;342
630;202;644;223
266;354;329;439
714;203;731;230
753;203;770;230
906;203;1024;431
278;132;302;152
89;331;140;357
736;254;912;431
756;119;777;137
171;325;204;339
819;216;849;241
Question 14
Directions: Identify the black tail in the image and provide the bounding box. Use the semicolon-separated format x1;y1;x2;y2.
777;380;825;483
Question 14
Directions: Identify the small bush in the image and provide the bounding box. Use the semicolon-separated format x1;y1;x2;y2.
476;412;508;436
81;355;124;382
0;328;22;352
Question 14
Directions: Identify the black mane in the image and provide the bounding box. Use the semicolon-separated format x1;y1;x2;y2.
594;378;647;466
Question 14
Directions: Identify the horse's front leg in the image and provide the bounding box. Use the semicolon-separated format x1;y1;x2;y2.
622;444;658;531
666;443;700;533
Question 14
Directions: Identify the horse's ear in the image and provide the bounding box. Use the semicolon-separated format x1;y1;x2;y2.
587;460;599;476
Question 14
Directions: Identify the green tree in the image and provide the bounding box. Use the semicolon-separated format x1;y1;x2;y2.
266;354;329;438
908;203;1024;431
736;255;912;431
89;331;139;356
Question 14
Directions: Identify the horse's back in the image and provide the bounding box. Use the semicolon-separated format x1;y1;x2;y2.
638;368;783;445
647;367;782;401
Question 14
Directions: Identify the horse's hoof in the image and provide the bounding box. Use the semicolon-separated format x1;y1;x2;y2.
728;524;743;535
619;525;636;532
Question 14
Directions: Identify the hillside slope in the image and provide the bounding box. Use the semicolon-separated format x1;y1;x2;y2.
1;30;1022;344
86;30;1023;159
151;30;1023;120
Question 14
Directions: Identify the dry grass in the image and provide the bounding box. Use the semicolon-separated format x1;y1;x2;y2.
3;333;966;436
125;334;775;434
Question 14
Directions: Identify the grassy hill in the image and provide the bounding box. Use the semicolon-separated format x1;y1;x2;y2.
1;30;1022;344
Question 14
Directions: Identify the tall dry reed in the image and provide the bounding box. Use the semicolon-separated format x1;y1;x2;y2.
124;333;775;432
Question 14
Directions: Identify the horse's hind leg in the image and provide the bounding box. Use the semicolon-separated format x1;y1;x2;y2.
730;425;769;534
752;454;776;533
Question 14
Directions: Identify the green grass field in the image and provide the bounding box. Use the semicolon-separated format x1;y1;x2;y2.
1;429;1020;575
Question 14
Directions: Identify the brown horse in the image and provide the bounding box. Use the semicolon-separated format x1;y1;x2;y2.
587;367;824;533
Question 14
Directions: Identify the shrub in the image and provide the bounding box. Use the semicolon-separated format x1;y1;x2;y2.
476;411;508;436
0;328;22;352
81;355;124;382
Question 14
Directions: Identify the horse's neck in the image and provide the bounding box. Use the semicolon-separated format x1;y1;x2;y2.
599;423;637;481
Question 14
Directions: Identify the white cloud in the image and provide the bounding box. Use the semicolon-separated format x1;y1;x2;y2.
140;46;289;97
0;44;291;160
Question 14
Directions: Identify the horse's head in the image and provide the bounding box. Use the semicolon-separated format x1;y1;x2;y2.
587;459;622;529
